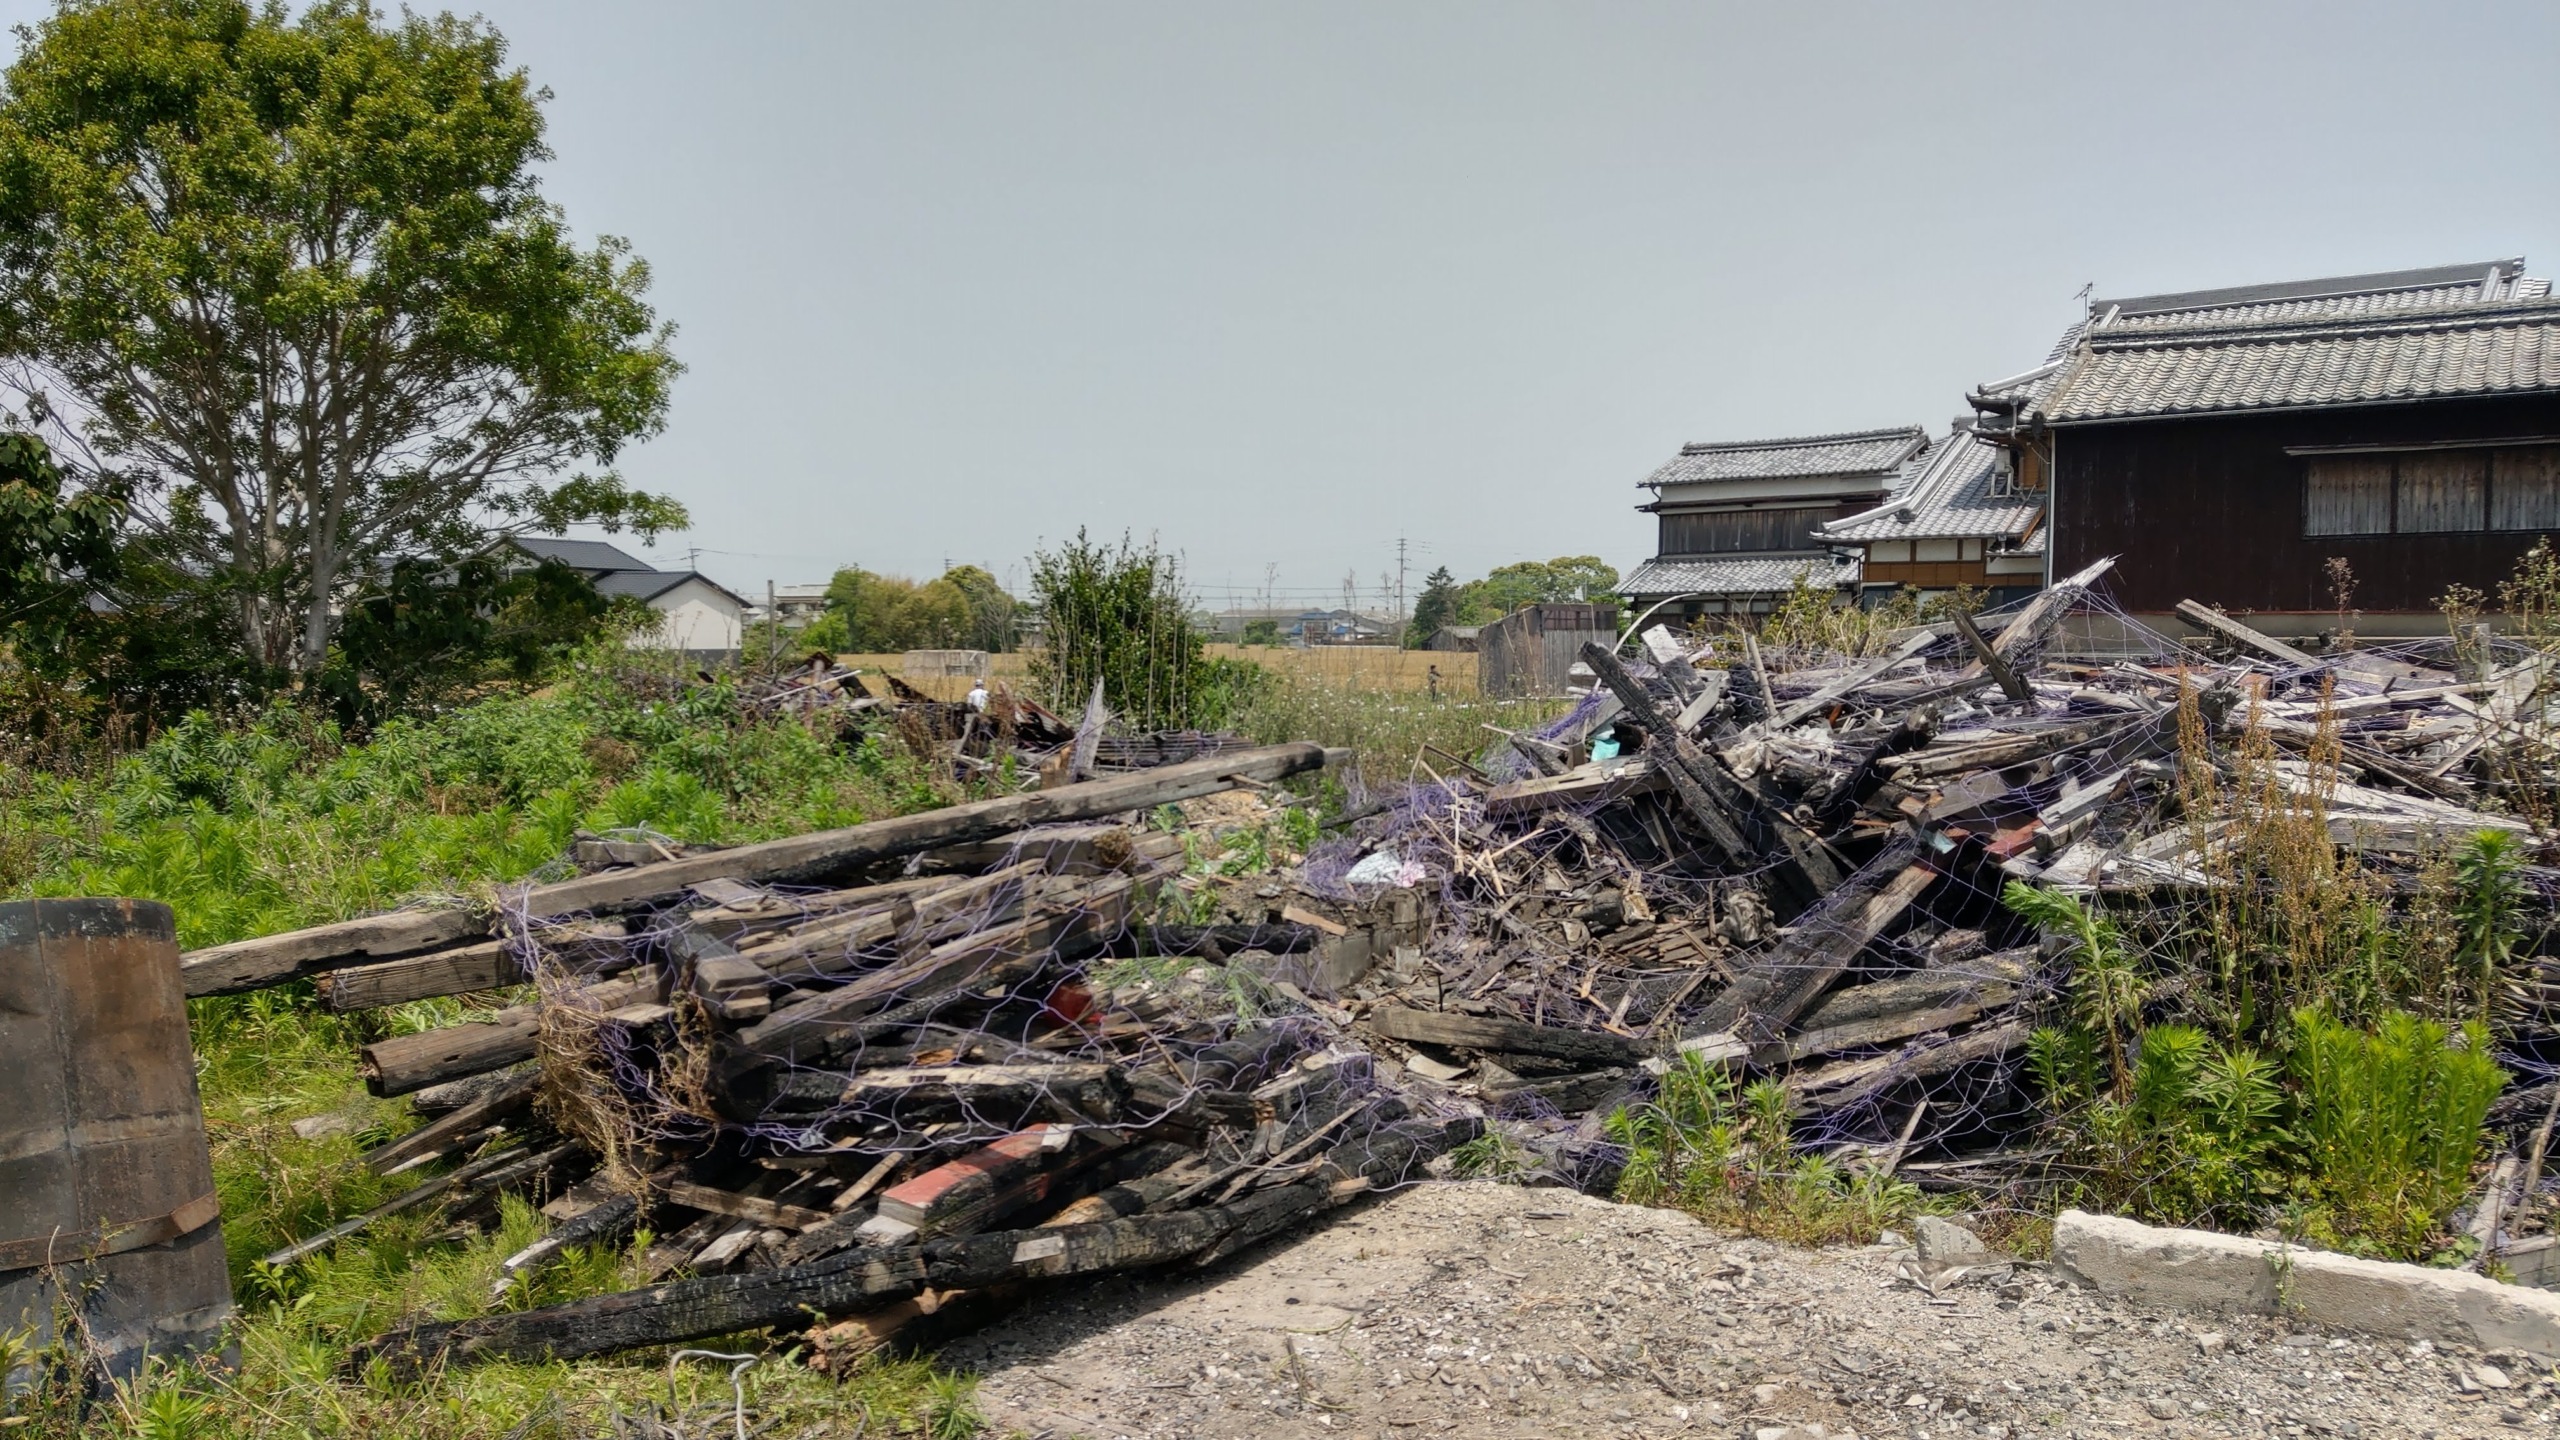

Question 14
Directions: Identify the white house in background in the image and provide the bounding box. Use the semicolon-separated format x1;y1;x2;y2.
500;537;750;654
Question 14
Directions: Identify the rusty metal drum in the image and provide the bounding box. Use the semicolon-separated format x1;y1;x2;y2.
0;899;232;1382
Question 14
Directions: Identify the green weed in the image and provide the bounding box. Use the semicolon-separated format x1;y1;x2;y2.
1608;1053;1922;1245
2291;1009;2507;1257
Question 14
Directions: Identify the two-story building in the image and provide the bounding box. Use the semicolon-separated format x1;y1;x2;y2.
1618;426;1927;624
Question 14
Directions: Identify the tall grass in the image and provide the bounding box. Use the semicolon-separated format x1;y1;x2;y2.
1227;666;1569;787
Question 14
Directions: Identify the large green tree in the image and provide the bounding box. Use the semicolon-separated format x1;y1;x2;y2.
818;563;1018;653
1439;555;1622;625
1405;564;1458;646
0;0;683;676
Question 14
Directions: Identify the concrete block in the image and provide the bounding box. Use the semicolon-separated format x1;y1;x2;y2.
1914;1215;1989;1266
2052;1209;2560;1359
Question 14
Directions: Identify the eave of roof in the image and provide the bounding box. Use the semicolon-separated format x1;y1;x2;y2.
1636;425;1928;488
1622;552;1860;597
1816;432;2044;543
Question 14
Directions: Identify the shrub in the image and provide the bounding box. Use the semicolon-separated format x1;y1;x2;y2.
1609;1052;1919;1245
2291;1008;2506;1256
1027;529;1233;728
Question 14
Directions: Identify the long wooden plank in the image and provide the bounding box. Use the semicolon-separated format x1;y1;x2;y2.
1788;1019;2028;1113
661;1182;829;1232
736;875;1139;1062
182;742;1330;997
358;973;659;1097
1766;628;1940;730
2174;599;2319;669
1483;758;1666;816
317;938;523;1012
1948;557;2115;684
1369;1005;1649;1068
361;1068;539;1174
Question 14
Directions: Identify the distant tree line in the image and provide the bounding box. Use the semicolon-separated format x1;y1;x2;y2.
796;565;1020;654
1405;556;1620;646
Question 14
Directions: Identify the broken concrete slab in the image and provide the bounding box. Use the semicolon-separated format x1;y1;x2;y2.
2053;1208;2560;1359
1913;1214;1989;1266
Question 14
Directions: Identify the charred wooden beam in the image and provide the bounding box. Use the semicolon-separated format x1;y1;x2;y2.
1369;1005;1650;1068
362;1068;540;1173
1576;643;1755;865
1687;841;1936;1047
358;973;660;1098
353;1114;1475;1375
1951;608;2032;703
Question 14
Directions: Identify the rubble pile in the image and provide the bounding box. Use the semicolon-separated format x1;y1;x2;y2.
738;653;1247;787
199;554;2560;1367
1285;555;2555;1181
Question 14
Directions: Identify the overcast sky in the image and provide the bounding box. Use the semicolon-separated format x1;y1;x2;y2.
11;2;2556;610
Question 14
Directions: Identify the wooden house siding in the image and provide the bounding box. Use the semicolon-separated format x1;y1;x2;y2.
2050;393;2560;614
1861;560;1995;588
1479;604;1616;696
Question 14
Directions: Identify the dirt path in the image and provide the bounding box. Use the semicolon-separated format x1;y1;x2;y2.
945;1182;2548;1440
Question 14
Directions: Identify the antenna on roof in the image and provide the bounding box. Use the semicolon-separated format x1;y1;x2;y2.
2076;281;2094;315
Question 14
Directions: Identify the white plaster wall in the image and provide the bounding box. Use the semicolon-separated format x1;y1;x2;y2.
628;579;745;652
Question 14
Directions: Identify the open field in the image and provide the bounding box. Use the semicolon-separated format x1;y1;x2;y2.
819;644;1478;700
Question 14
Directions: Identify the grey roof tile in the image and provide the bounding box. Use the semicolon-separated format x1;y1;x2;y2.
2040;299;2560;423
1818;432;2045;543
509;536;655;574
2093;259;2532;327
2025;259;2560;424
595;569;749;606
1638;426;1926;488
1623;552;1859;598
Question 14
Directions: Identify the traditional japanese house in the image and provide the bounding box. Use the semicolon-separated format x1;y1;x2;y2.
1981;257;2560;637
1620;426;1927;624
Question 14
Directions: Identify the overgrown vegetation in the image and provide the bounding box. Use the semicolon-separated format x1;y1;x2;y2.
2010;876;2511;1260
1609;1052;1923;1246
1228;663;1567;782
0;655;986;1436
1743;572;1987;656
1025;529;1264;729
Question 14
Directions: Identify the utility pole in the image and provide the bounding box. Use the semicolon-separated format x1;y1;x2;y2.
1396;536;1409;649
766;579;778;674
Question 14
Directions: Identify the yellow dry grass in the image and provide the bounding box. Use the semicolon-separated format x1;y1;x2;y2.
822;645;1476;702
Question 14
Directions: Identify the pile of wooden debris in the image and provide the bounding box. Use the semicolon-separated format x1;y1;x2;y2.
208;560;2560;1365
195;744;1473;1371
1284;557;2556;1186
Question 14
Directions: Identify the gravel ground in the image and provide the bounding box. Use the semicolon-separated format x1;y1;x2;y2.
943;1182;2555;1440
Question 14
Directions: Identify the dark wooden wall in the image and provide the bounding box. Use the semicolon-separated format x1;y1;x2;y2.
1481;604;1616;696
2051;394;2560;613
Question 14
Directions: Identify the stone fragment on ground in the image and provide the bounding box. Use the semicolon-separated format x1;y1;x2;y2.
945;1182;2555;1439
